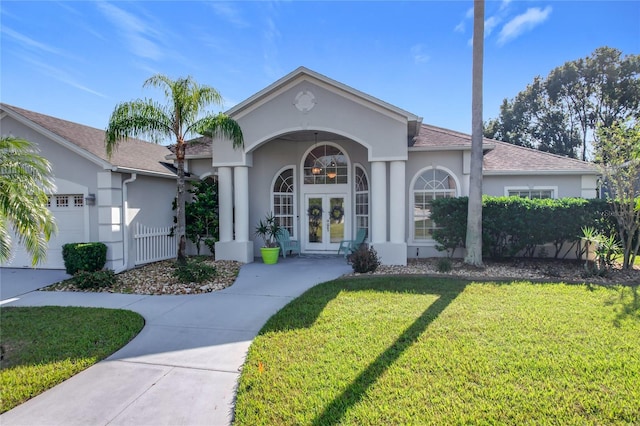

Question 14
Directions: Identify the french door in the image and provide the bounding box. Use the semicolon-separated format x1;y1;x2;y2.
304;194;346;251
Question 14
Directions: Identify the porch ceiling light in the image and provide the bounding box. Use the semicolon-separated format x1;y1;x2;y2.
326;171;337;179
312;166;322;175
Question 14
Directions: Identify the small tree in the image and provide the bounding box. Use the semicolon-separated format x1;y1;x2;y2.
185;178;219;255
596;120;640;269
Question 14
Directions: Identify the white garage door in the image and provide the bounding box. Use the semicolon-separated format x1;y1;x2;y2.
2;194;86;269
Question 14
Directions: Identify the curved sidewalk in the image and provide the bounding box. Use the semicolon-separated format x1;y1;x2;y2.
1;256;351;426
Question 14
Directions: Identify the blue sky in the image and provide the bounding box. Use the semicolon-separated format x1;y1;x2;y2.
1;1;638;140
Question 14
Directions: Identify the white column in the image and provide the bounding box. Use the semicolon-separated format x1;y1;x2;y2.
218;167;233;242
371;161;387;244
234;166;249;242
389;160;405;244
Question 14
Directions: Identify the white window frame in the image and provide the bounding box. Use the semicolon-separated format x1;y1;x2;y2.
410;166;460;243
353;164;369;241
271;166;297;238
302;143;349;185
504;186;557;199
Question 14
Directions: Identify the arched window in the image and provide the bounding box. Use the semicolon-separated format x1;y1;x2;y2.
273;167;295;236
412;167;457;240
354;165;369;238
303;144;348;184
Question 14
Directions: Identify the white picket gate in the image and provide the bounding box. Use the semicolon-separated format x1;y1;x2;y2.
134;223;177;265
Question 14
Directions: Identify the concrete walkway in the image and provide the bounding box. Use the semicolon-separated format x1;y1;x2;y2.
0;256;351;426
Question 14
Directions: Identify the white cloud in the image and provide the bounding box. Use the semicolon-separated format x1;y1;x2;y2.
499;0;512;12
484;16;501;37
96;2;163;61
454;6;474;33
2;27;63;55
411;44;430;64
498;6;552;45
21;55;107;98
465;6;474;19
209;2;249;28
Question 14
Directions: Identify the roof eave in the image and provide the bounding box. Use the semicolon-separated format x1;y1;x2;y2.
409;142;496;152
484;170;600;176
165;154;212;161
110;166;178;179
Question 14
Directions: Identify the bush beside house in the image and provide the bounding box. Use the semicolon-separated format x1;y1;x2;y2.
431;197;617;259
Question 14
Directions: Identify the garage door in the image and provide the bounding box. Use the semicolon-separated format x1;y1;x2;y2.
2;194;86;269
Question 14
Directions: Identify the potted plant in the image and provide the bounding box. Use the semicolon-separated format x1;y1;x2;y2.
255;212;282;264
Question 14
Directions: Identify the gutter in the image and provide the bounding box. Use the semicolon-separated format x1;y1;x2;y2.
109;165;176;179
114;173;137;273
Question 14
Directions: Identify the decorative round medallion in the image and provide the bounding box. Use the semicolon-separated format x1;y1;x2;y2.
294;90;316;112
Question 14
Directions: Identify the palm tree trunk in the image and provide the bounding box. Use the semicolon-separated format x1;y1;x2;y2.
176;140;187;265
464;0;485;267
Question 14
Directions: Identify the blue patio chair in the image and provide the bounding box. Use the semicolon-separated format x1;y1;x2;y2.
276;229;301;258
337;228;367;257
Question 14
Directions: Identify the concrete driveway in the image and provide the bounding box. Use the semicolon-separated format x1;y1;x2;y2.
0;256;352;425
0;268;70;303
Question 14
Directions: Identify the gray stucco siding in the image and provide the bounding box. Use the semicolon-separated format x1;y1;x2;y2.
2;116;102;242
216;81;409;167
483;174;587;198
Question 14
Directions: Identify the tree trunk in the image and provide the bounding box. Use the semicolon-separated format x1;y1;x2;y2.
176;140;187;265
464;0;485;267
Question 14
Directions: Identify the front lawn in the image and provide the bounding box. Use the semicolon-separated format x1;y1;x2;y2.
234;277;640;425
0;306;144;413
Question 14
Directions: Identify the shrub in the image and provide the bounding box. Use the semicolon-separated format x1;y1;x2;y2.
71;270;116;289
430;197;613;260
436;257;452;273
348;245;381;273
174;259;217;283
62;243;107;275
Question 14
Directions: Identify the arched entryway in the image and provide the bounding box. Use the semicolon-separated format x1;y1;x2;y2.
301;142;350;252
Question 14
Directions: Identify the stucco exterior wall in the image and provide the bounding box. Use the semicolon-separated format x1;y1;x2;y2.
187;158;216;179
124;175;176;267
1;115;101;241
405;150;466;259
214;80;409;167
483;174;594;198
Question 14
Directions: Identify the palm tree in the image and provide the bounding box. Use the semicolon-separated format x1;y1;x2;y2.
0;136;57;266
464;0;485;267
105;75;244;264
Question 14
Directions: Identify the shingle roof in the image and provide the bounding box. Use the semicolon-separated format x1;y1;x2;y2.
1;103;175;176
483;140;598;174
413;123;598;174
168;136;213;157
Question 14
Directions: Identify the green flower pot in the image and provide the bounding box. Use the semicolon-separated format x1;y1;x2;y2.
260;247;280;264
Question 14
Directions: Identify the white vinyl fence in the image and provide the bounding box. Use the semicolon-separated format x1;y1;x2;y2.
134;223;177;265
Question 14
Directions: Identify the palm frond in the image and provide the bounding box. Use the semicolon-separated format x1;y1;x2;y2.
192;114;244;149
105;99;173;158
0;137;57;265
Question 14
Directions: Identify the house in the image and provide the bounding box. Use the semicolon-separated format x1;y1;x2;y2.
179;67;599;265
0;103;177;271
1;66;600;269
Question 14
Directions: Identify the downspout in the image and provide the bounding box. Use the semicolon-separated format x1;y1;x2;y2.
115;173;137;273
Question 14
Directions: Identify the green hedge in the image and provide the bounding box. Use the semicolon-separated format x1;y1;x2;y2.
431;197;614;259
62;243;108;275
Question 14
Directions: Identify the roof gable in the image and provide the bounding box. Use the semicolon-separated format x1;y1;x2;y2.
1;103;175;177
227;67;422;126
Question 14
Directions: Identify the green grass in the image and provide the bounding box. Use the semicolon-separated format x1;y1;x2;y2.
0;306;144;413
234;277;640;425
